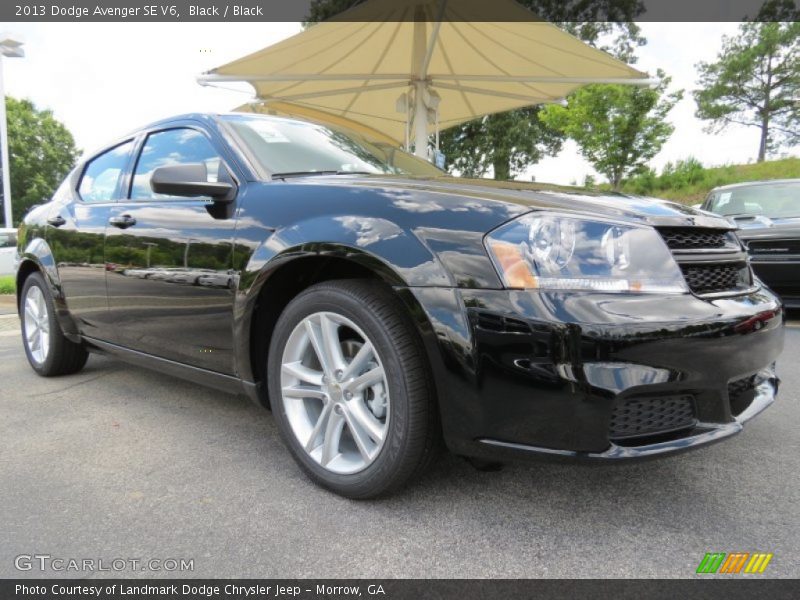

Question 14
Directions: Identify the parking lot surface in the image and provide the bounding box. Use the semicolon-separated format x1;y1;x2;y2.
1;311;798;578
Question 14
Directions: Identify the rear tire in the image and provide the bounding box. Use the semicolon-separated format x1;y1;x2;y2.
268;280;439;498
20;272;88;377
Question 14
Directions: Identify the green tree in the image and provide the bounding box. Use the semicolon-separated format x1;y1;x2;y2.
5;97;79;224
305;0;363;23
540;71;683;190
694;2;799;162
439;108;562;180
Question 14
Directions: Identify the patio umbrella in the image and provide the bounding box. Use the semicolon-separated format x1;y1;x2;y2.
199;0;653;158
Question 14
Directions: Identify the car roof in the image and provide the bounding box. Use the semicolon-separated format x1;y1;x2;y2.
135;112;298;132
86;112;292;162
126;112;219;135
710;178;800;192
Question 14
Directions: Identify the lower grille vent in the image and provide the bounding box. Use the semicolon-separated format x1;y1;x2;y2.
610;395;696;441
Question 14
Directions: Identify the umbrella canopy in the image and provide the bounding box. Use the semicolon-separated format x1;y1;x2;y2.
199;0;652;157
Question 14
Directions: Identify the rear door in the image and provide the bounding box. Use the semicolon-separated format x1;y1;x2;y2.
104;124;239;374
47;140;135;340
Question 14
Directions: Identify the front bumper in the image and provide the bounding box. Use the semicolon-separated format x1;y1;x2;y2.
406;285;785;462
479;367;777;460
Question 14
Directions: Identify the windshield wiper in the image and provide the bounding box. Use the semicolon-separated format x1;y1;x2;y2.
271;170;377;179
724;213;761;219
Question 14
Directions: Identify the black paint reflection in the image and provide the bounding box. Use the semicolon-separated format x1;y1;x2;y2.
104;200;237;374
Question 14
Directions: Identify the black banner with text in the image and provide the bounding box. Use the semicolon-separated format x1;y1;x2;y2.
4;579;800;600
2;0;798;23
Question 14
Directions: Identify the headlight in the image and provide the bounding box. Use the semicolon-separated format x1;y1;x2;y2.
485;213;687;293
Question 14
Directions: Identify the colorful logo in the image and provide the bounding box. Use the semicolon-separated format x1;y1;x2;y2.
696;552;773;574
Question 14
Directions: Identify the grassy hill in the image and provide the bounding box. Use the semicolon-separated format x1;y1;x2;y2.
0;275;14;295
612;157;800;205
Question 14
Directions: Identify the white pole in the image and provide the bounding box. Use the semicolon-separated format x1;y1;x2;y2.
413;80;428;159
410;2;446;160
0;55;11;228
405;90;411;152
411;15;428;160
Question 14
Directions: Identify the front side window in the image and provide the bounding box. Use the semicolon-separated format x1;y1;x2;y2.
130;128;223;200
222;115;444;178
78;141;134;203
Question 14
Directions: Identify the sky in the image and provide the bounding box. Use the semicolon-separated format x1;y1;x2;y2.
2;21;796;186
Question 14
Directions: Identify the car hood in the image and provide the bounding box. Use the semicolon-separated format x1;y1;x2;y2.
306;175;734;230
729;215;800;240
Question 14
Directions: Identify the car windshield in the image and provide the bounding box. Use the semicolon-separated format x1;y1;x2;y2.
222;115;445;179
706;181;800;218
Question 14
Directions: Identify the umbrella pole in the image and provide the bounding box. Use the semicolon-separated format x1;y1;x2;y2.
413;80;428;159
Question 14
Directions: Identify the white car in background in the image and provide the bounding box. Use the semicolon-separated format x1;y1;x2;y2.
0;228;17;276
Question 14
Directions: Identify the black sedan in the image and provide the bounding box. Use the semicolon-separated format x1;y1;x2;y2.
15;114;784;497
701;179;800;308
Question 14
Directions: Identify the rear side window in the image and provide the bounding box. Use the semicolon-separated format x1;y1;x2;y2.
130;128;223;200
78;141;134;203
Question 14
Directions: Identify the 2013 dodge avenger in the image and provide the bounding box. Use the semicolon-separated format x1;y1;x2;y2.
15;114;784;497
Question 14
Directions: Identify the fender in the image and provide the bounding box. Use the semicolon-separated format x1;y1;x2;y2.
17;235;82;342
232;213;455;386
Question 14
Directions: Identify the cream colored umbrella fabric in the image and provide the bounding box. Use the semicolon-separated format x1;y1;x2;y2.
200;0;651;156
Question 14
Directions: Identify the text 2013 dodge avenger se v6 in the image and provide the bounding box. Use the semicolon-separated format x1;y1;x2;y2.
16;114;784;497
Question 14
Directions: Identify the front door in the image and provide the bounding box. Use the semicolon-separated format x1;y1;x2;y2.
104;126;239;374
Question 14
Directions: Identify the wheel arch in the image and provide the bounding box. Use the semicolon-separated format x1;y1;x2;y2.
15;259;41;310
235;244;442;409
16;238;81;341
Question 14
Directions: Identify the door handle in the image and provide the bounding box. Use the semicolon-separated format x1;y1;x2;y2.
108;214;137;229
47;215;66;227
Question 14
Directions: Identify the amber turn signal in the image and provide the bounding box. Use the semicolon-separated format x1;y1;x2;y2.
486;240;538;289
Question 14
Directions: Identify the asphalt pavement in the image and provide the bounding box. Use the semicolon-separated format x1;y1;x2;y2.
0;309;798;579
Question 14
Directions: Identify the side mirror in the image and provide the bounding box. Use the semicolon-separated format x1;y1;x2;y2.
151;163;236;204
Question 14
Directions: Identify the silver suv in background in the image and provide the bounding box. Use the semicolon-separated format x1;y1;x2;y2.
701;179;800;308
0;228;17;276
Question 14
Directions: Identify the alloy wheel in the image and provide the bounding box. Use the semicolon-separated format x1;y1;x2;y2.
280;311;390;475
23;285;50;365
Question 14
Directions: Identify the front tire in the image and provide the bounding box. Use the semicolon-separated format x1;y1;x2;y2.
268;280;438;498
20;272;88;376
